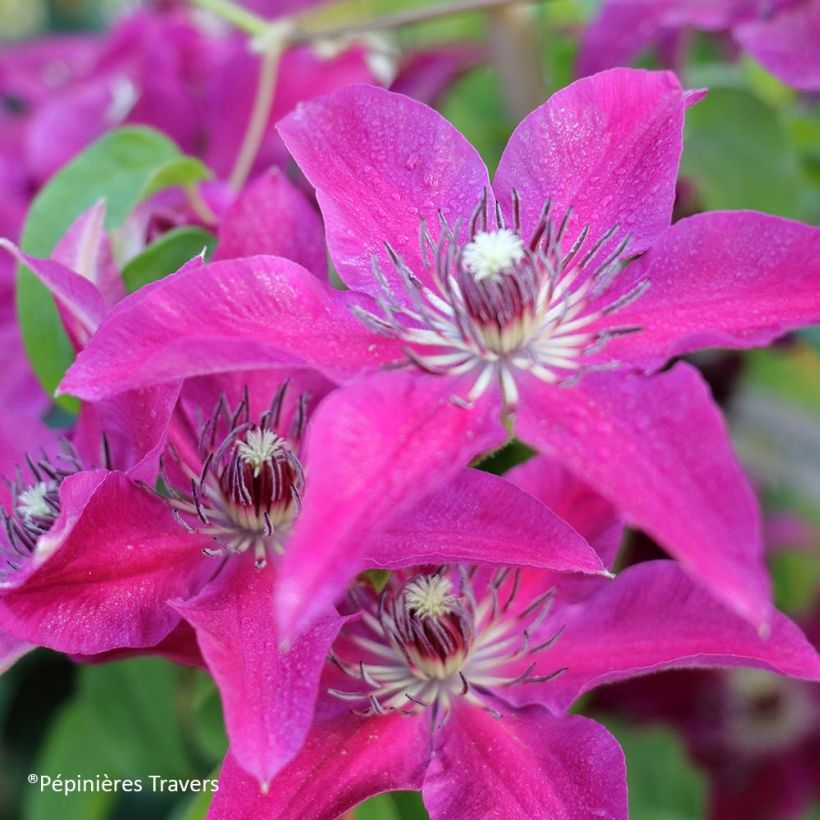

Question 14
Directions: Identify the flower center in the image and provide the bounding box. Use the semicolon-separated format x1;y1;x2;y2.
164;385;307;568
461;229;525;282
404;574;458;617
355;189;646;405
328;568;566;721
235;429;282;476
16;481;58;522
391;574;474;682
218;425;303;537
1;446;83;575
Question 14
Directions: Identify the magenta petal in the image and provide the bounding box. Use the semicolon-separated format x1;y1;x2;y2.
367;467;606;575
604;211;820;369
0;240;106;349
0;410;61;509
423;701;626;820
494;68;684;254
505;454;623;568
52;201;124;308
60;256;404;400
73;382;181;482
215;168;327;279
278;84;491;297
529;561;820;713
278;371;507;636
0;471;214;654
209;708;430;818
72;621;204;669
734;1;820;91
24;77;113;185
173;559;345;786
516;363;771;626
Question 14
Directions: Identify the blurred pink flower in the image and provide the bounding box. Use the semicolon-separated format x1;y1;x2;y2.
594;623;820;819
578;0;820;91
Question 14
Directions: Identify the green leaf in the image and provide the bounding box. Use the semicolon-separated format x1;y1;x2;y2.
680;87;802;219
603;721;707;820
771;550;820;615
356;793;403;820
439;67;512;174
76;658;193;778
23;701;118;820
17;126;211;410
24;658;199;820
190;672;229;765
122;227;217;294
170;766;221;820
391;791;428;820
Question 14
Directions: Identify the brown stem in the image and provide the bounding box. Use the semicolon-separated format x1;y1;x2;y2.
486;3;545;119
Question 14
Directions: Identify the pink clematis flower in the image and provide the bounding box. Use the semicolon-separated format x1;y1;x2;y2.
1;5;375;188
6;192;606;775
63;70;820;636
578;0;820;91
80;365;603;785
0;203;211;658
0;359;206;660
199;456;820;819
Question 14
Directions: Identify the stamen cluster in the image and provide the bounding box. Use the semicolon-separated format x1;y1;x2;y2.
329;567;567;724
163;385;307;568
355;190;648;404
0;445;84;575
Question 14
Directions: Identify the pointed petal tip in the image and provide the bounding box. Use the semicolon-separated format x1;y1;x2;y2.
259;780;270;796
683;87;709;109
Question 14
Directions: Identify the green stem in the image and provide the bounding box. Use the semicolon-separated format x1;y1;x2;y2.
292;0;539;42
190;0;543;42
227;29;288;191
188;0;268;35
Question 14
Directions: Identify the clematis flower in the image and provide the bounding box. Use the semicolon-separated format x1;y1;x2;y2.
0;150;340;660
0;205;208;659
0;361;204;662
63;70;820;636
199;456;820;819
578;0;820;91
55;359;599;785
7;194;606;765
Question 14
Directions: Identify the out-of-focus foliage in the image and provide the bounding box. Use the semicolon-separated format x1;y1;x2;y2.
122;227;217;293
17;127;210;410
19;659;224;820
600;722;708;820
